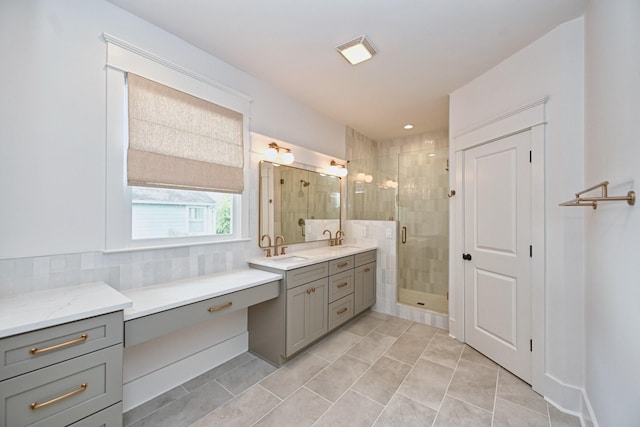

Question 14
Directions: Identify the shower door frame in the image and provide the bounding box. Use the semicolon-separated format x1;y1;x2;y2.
450;98;547;393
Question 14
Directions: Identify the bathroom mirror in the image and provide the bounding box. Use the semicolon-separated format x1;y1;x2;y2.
259;161;341;246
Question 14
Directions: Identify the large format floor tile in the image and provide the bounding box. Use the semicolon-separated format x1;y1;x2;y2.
123;311;581;427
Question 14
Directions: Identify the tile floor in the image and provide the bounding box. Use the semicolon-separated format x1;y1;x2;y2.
123;311;581;427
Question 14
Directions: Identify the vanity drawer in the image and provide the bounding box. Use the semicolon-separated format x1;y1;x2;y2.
355;250;376;267
328;256;354;275
286;262;328;289
68;402;122;427
328;294;354;331
328;270;354;303
0;311;122;381
1;344;122;427
124;280;280;347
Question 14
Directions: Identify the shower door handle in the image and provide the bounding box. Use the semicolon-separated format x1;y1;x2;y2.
401;226;407;244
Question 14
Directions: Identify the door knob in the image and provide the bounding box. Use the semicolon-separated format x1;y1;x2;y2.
462;253;472;261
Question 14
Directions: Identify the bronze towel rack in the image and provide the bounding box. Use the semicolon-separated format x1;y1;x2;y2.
559;181;635;209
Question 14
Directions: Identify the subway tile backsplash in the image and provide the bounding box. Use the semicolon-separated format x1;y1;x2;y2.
0;241;254;298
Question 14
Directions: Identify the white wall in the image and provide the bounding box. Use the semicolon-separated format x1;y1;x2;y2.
0;0;346;409
584;1;640;426
0;0;345;261
449;18;585;410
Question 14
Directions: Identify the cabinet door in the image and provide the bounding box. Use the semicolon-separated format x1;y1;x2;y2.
307;279;328;343
285;285;309;356
354;262;376;315
285;278;328;356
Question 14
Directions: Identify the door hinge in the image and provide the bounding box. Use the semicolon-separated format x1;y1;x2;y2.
530;339;533;352
529;150;532;163
530;245;533;258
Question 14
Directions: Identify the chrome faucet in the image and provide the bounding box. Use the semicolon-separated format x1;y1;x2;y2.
335;230;344;246
323;229;334;246
260;234;272;257
274;235;286;256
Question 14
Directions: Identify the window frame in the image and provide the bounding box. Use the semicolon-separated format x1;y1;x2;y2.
104;34;251;252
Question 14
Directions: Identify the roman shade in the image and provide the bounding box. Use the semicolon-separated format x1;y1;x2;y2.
127;73;244;193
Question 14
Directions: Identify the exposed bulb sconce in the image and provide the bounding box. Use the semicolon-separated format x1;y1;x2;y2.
328;160;348;177
384;179;399;189
264;142;294;165
356;172;373;183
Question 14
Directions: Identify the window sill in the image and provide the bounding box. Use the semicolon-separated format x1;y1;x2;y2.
103;237;251;254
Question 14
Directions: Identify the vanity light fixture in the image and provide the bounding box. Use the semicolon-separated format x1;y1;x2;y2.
336;35;377;65
264;142;294;165
356;172;374;183
328;160;348;177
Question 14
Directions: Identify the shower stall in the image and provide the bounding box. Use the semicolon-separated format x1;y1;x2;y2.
348;143;449;314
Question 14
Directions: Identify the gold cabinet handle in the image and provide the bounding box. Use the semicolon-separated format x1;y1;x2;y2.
30;334;88;355
337;282;348;288
363;268;371;273
30;383;87;410
208;301;233;312
337;308;348;315
337;262;348;268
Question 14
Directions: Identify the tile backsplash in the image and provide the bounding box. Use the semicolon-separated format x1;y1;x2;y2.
0;241;255;298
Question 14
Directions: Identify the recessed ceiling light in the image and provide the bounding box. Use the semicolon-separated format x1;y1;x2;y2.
404;124;414;130
337;35;376;65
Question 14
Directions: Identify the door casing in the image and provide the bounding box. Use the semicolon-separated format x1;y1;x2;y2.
449;98;547;393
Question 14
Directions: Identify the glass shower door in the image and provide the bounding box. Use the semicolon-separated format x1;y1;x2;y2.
397;149;449;314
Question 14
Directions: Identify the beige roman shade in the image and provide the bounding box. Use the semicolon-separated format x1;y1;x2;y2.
127;73;244;193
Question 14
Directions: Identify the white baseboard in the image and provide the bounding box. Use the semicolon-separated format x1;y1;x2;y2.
580;389;598;427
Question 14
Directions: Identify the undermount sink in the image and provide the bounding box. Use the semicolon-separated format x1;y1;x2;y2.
270;255;310;262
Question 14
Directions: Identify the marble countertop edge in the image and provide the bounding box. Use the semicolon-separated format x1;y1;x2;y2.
0;282;132;339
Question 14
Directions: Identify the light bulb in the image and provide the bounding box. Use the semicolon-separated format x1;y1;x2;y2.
365;174;373;183
281;151;294;165
264;147;278;161
337;167;348;177
356;172;366;181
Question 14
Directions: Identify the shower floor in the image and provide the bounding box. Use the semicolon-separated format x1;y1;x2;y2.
398;287;448;314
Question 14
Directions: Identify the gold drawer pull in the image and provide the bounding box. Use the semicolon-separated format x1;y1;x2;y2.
337;307;348;315
337;262;348;268
208;301;233;312
337;282;349;288
364;268;371;272
30;334;88;355
30;383;87;410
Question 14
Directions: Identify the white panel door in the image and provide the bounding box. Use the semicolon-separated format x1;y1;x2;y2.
463;131;532;383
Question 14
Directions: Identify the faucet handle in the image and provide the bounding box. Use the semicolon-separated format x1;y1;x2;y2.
280;246;287;255
263;247;272;258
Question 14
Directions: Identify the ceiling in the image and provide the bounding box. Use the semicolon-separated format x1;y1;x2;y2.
107;0;586;141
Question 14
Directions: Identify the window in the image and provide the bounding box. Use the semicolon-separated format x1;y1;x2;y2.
105;35;251;251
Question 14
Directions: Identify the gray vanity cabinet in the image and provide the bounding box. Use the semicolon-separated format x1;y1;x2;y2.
354;251;377;315
0;311;124;427
248;249;376;366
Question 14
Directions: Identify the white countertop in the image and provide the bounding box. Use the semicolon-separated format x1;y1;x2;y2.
248;244;377;270
120;268;282;320
0;282;133;338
